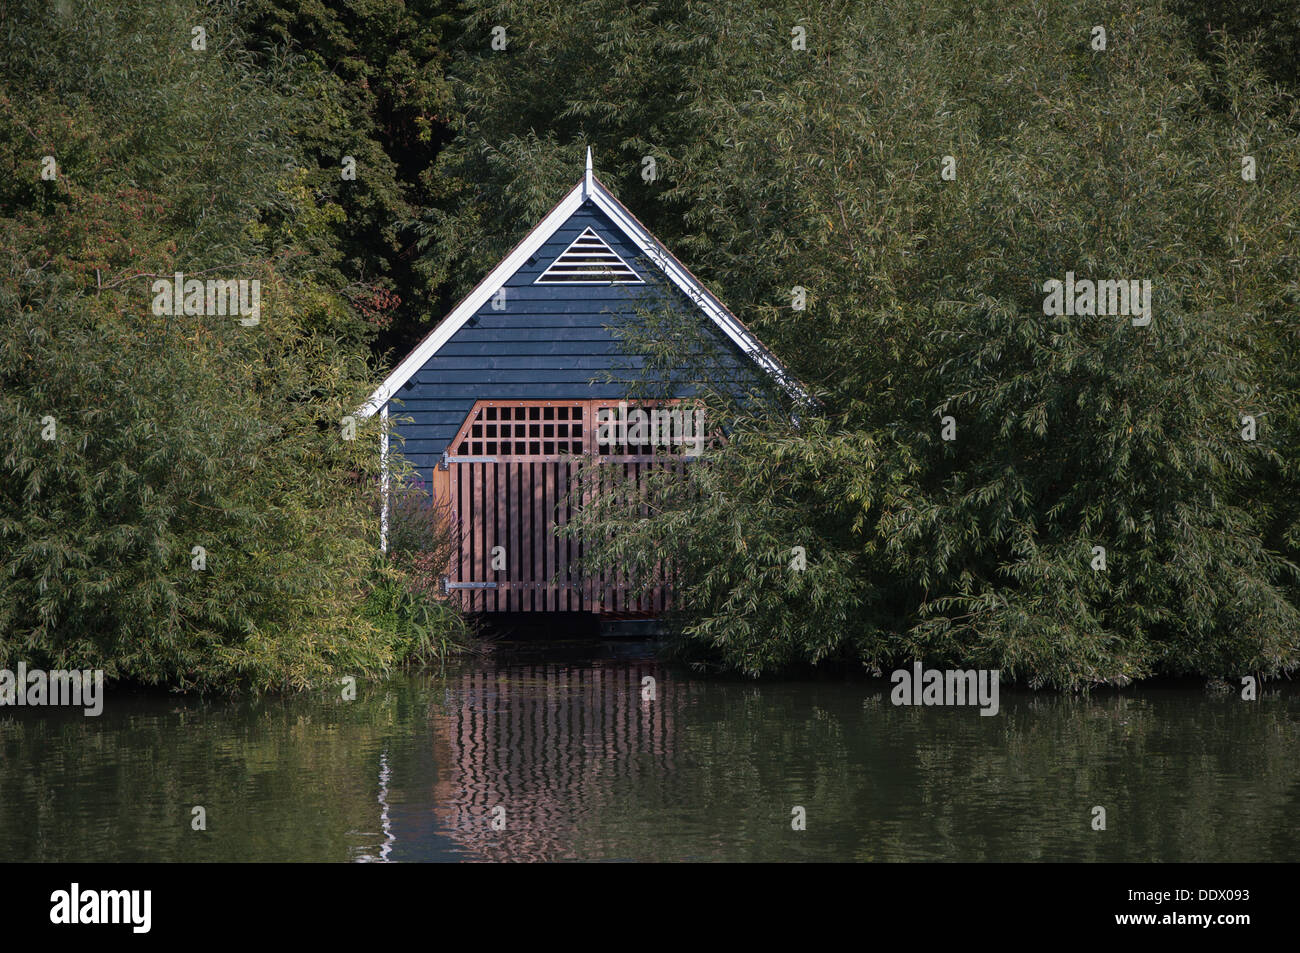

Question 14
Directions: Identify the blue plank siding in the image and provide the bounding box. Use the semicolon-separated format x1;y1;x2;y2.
386;200;755;479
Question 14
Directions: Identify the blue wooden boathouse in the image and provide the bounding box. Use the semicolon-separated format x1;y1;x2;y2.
359;151;795;614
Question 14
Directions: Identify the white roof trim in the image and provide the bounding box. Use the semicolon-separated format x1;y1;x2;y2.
358;173;805;418
358;180;584;417
585;180;804;399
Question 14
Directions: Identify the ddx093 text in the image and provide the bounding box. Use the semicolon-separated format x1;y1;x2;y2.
1130;890;1249;904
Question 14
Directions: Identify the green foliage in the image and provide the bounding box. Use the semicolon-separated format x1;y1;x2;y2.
364;465;471;664
0;0;462;691
240;0;461;353
360;567;470;665
4;0;1297;691
440;0;1300;686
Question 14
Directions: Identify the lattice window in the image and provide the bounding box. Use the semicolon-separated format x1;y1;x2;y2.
593;403;707;457
535;228;643;284
452;403;586;456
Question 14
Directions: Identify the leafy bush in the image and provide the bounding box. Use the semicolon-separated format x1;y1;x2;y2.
0;0;464;691
442;0;1300;686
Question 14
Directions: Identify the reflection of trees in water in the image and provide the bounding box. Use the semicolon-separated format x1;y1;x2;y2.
0;688;424;862
3;672;1297;861
425;678;1300;862
428;661;685;861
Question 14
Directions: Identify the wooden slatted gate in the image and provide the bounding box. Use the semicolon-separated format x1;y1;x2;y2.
441;400;684;614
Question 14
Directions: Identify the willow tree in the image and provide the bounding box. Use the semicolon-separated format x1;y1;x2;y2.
429;0;1300;685
0;0;403;690
238;0;460;353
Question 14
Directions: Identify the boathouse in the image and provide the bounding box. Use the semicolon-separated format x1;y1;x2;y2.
359;151;796;615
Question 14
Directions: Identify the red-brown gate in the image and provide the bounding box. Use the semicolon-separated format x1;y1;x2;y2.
441;400;687;614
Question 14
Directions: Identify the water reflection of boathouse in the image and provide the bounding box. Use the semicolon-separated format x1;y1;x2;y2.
429;660;689;861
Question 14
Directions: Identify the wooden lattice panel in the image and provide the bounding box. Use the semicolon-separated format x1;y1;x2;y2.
442;399;680;614
452;403;586;457
592;401;705;458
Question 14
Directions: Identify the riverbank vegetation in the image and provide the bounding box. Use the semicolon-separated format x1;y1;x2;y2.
0;0;462;691
2;0;1297;691
546;0;1300;687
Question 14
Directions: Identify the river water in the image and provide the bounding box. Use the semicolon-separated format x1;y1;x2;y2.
1;641;1296;862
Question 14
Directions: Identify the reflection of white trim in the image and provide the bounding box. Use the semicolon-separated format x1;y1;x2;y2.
380;405;389;553
355;749;395;863
357;168;806;419
378;749;394;862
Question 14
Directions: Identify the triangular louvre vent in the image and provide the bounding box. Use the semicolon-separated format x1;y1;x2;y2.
535;227;643;284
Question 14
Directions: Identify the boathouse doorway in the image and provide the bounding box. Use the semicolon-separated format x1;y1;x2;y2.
438;399;683;615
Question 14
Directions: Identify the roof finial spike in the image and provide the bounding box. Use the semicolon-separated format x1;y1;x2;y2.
584;146;593;197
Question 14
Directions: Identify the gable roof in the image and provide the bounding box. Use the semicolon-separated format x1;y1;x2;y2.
358;152;805;417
